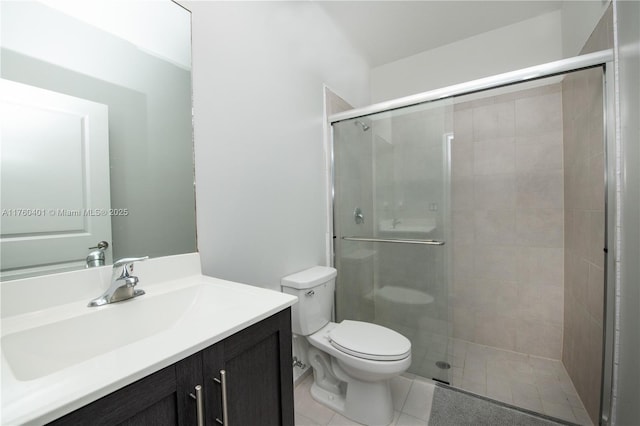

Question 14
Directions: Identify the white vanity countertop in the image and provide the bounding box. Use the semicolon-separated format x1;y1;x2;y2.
0;253;298;425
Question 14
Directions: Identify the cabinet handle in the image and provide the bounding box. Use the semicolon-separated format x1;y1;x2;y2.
189;384;205;426
212;370;229;425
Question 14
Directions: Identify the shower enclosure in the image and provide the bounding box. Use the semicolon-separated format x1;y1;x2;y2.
333;100;453;384
330;51;614;425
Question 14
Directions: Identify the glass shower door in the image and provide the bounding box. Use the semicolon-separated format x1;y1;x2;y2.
332;99;453;383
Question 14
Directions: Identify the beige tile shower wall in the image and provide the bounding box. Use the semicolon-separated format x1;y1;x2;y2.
561;6;612;424
451;84;564;359
562;68;605;426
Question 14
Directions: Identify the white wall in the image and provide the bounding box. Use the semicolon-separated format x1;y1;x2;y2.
370;10;563;103
185;1;370;290
562;0;611;58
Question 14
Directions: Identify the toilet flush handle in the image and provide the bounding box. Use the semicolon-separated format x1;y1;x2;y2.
305;290;315;297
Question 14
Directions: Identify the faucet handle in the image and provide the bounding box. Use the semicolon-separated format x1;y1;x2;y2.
113;256;149;275
113;256;149;268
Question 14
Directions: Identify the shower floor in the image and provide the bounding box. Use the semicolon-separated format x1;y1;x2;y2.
449;338;593;425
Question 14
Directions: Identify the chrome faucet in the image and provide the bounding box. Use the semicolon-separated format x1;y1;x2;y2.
88;256;149;307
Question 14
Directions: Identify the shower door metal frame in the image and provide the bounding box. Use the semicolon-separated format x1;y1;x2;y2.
329;49;613;124
329;48;617;425
602;54;617;426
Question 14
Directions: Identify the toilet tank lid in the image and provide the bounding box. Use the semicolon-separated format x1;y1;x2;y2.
281;266;337;289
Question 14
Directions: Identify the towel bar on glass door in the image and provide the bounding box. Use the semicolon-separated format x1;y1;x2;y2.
341;236;445;246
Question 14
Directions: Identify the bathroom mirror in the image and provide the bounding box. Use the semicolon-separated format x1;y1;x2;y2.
0;0;196;280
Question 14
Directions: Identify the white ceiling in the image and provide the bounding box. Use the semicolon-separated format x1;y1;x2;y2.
316;1;563;67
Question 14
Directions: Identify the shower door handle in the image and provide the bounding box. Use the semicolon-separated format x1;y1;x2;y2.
342;236;445;246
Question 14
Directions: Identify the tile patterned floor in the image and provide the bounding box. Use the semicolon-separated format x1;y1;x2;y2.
294;339;595;425
450;339;593;425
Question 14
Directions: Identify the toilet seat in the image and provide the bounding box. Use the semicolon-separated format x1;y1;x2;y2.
329;320;411;361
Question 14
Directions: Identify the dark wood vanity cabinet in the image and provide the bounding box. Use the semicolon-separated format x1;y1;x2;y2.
49;308;294;426
201;308;294;426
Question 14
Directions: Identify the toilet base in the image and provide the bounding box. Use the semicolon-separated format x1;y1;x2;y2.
309;381;346;417
309;377;395;426
307;347;395;426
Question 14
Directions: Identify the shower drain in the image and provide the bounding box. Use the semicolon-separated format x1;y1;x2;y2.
436;361;451;370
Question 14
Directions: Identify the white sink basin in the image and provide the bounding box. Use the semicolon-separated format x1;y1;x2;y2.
2;283;238;381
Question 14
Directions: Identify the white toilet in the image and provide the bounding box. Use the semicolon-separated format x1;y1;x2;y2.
281;266;411;426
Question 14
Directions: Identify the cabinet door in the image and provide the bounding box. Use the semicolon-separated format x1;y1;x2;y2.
48;365;179;426
203;309;294;426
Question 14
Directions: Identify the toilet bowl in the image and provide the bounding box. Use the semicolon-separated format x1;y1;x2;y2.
282;266;411;426
310;321;411;380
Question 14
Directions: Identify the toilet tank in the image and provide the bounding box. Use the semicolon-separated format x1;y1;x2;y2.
281;266;337;336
